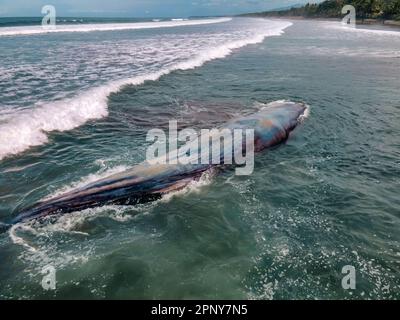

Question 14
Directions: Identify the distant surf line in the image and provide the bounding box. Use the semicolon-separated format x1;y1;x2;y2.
0;17;232;37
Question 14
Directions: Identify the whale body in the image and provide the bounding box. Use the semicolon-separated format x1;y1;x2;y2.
8;101;308;226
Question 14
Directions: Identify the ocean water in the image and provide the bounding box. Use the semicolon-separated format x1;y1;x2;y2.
0;17;399;299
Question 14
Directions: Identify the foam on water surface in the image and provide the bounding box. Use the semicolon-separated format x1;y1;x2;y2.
0;19;292;161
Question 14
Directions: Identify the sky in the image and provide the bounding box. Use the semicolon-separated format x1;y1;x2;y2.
0;0;318;18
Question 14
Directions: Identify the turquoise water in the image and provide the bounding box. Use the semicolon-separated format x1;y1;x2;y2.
0;18;399;299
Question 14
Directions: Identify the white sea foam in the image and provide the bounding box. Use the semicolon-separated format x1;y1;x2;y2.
0;20;292;161
9;220;93;277
159;168;215;203
9;168;214;257
0;18;232;37
326;21;400;37
299;104;311;122
9;224;38;252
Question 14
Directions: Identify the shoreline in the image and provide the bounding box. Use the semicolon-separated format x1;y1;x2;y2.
244;15;400;29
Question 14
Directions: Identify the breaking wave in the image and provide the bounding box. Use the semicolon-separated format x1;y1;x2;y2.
0;18;232;37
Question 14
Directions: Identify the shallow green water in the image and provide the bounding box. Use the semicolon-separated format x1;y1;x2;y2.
0;19;399;299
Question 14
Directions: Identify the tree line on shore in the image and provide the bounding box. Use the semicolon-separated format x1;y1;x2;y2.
240;0;400;21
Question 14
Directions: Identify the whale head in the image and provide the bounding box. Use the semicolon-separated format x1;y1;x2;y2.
228;100;308;151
